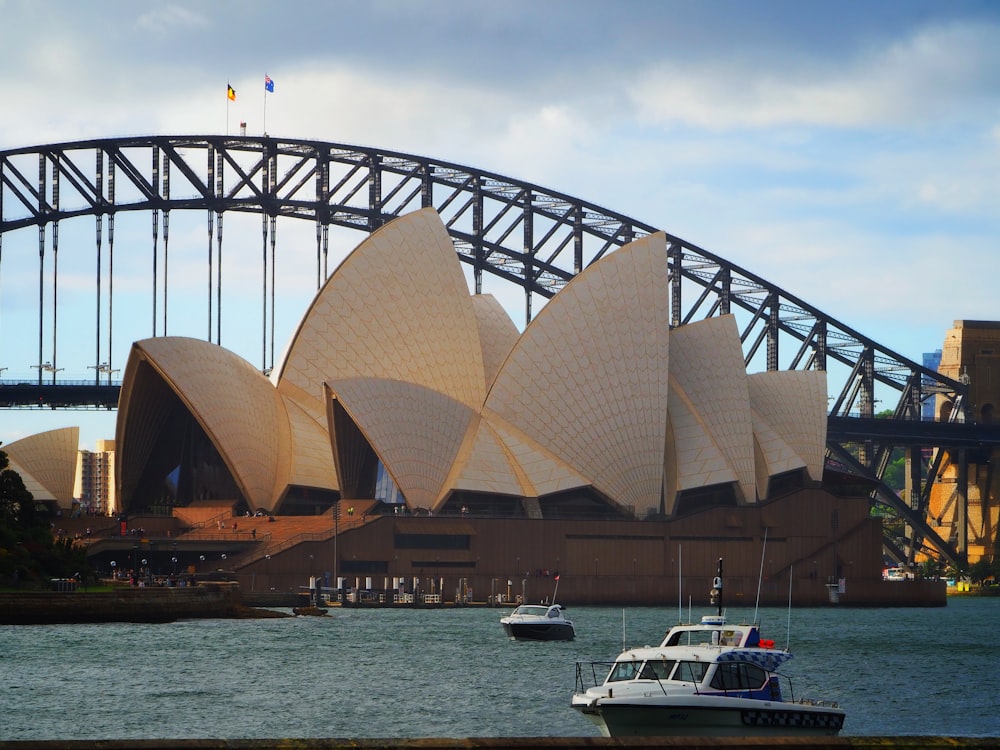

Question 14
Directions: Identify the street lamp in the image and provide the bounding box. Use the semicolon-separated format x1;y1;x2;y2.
32;361;65;384
88;362;120;385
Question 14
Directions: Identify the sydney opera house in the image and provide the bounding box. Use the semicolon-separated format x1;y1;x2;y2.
40;209;941;604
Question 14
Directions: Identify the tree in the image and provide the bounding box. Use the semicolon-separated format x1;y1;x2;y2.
0;445;94;586
0;447;37;530
969;558;994;586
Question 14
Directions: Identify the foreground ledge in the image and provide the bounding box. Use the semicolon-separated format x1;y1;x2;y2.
0;738;997;749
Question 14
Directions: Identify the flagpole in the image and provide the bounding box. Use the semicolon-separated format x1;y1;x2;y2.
263;73;268;135
226;80;230;135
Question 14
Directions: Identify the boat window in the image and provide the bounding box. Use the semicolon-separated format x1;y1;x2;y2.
607;661;641;682
719;629;743;646
639;659;677;680
666;629;723;647
710;662;768;691
671;661;709;683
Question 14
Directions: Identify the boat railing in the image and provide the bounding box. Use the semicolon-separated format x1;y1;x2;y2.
771;672;840;708
772;672;841;709
574;661;616;693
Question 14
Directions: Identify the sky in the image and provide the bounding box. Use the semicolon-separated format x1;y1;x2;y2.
2;0;999;450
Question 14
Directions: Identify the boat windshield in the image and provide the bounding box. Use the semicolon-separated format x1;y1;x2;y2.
512;605;549;617
607;661;642;682
638;659;677;680
607;659;708;683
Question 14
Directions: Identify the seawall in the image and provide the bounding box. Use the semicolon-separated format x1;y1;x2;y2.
0;585;270;625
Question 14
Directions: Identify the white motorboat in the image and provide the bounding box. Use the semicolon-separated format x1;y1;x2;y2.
571;560;845;737
501;602;575;641
501;575;575;641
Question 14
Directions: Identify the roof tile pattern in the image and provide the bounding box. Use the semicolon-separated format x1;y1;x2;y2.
3;426;79;504
120;337;286;509
471;294;521;390
328;377;475;510
748;411;805;498
748;371;828;482
485;233;670;513
667;316;756;504
279;395;339;495
447;419;527;498
276;207;485;419
665;381;739;510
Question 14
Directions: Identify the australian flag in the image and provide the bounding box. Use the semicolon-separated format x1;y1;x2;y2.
265;75;274;93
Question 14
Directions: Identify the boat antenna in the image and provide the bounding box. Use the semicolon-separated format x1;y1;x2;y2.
753;527;768;624
785;563;794;650
622;608;626;652
677;543;682;623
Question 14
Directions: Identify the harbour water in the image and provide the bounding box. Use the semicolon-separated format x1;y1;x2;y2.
1;596;998;741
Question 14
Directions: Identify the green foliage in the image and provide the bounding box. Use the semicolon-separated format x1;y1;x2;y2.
969;558;996;586
882;454;906;492
919;557;943;579
0;446;95;586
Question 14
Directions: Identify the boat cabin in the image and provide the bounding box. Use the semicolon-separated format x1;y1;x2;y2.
508;604;565;619
660;616;773;649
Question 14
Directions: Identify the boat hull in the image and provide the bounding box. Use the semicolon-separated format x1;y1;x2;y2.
572;695;845;738
502;621;575;641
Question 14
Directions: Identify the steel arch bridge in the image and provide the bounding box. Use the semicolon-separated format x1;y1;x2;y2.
0;135;978;565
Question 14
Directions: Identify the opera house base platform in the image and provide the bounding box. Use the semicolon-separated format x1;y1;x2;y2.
76;489;946;609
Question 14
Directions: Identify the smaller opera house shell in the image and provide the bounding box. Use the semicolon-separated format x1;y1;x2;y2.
115;208;828;520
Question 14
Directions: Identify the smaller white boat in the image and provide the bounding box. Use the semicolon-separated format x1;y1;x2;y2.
500;575;575;641
571;559;845;737
501;602;575;641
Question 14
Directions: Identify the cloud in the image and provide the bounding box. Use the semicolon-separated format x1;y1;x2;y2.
627;20;1000;131
135;4;210;33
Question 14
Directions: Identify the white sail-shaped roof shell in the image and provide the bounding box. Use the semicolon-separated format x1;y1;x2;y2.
4;426;79;506
484;233;670;515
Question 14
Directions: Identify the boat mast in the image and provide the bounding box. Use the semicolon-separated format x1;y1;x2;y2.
711;557;723;617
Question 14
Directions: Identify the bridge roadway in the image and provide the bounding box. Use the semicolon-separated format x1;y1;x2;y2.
0;380;120;409
4;382;998;450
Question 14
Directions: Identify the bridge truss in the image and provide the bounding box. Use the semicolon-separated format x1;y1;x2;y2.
0;136;976;565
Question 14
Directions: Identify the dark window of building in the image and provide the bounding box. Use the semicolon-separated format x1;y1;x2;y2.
394;534;471;550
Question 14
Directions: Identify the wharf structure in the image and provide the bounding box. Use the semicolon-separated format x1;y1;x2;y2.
67;209;939;606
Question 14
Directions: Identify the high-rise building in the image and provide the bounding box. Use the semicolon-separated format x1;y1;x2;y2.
75;440;116;516
922;349;942;421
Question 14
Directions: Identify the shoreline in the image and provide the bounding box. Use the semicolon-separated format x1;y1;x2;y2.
0;585;288;625
3;583;989;626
